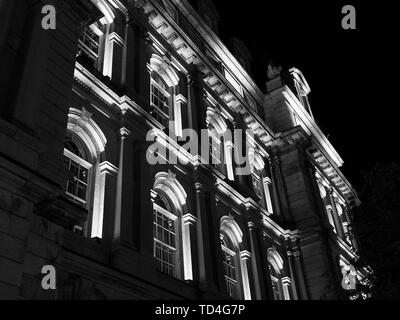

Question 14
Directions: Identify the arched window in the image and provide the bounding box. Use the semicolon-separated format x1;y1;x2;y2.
64;133;93;205
151;74;172;126
152;172;195;280
153;193;179;277
206;107;234;180
220;216;252;300
149;54;180;131
249;149;274;213
268;262;283;300
220;233;240;298
64;108;109;239
267;248;291;300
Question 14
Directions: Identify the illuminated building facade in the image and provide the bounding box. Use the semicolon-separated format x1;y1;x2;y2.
0;0;361;299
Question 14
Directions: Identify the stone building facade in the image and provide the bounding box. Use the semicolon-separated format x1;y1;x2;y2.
0;0;361;300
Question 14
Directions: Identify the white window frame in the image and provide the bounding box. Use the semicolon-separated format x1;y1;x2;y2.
151;78;172;124
78;23;103;62
221;238;239;298
63;148;93;205
153;202;179;278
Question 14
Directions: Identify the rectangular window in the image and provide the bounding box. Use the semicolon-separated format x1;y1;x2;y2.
63;151;91;204
153;205;177;277
151;79;171;126
78;24;103;63
222;247;238;298
209;135;222;165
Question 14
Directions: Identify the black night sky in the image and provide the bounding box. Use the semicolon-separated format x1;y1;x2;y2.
213;0;399;187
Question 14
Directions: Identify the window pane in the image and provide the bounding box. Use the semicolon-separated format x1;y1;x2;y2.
77;25;100;63
153;207;177;278
64;154;88;203
221;236;238;298
151;80;170;126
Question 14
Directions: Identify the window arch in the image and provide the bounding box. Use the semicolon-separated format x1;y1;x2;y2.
64;132;93;205
220;231;241;298
149;54;181;130
267;248;292;300
220;216;252;300
64;108;110;239
249;149;274;213
206;107;234;180
152;172;195;280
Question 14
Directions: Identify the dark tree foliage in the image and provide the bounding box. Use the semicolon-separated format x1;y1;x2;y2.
350;163;400;299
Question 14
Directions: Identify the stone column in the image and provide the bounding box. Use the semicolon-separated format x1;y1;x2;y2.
103;26;124;81
113;127;135;246
92;161;118;241
187;69;206;133
194;181;217;292
292;242;309;300
248;221;263;300
121;15;136;93
182;213;198;281
281;277;292;300
239;250;252;300
286;249;299;300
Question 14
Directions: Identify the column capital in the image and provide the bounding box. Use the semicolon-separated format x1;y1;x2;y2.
183;214;198;225
240;250;252;261
281;276;292;285
99;161;119;176
194;181;206;192
248;219;262;231
120;127;131;138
